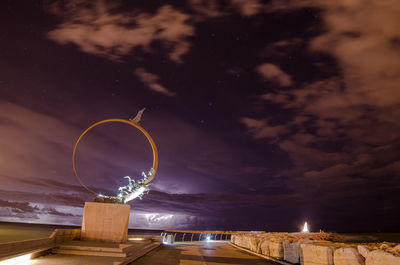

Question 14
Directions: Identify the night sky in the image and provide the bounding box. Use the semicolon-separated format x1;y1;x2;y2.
1;0;399;232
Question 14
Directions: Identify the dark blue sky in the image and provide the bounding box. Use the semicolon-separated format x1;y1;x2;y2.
0;0;399;232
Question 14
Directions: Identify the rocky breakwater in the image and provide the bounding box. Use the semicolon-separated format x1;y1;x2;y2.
231;232;400;265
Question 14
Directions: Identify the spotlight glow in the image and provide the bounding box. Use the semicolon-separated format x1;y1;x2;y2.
0;254;34;265
206;236;211;241
302;221;309;233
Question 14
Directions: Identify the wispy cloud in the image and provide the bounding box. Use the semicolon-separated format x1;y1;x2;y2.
256;63;293;86
229;0;263;16
135;68;176;96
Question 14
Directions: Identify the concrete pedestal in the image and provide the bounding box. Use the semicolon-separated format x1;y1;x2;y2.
81;202;130;243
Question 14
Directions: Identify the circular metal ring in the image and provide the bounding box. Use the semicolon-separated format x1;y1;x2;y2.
72;119;158;195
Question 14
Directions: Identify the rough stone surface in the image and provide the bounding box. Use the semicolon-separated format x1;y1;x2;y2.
249;237;260;253
365;250;400;265
334;247;364;265
241;235;251;249
232;232;399;265
301;244;334;265
269;241;284;260
357;245;371;258
260;240;270;256
394;245;400;252
284;240;301;264
380;244;389;250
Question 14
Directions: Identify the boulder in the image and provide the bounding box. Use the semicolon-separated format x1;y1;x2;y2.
249;237;261;253
334;247;364;265
357;245;372;258
379;244;389;250
365;250;400;265
231;234;238;245
284;241;301;264
234;234;243;247
260;239;270;256
300;244;334;265
393;245;400;252
269;240;284;260
242;235;252;249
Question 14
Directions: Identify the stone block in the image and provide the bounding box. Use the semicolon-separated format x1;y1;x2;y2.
231;235;237;244
249;237;260;253
365;250;400;265
394;245;400;252
260;240;270;256
81;202;130;243
241;235;251;249
237;235;243;246
284;240;301;264
334;247;364;265
358;245;371;258
300;244;334;265
269;241;284;259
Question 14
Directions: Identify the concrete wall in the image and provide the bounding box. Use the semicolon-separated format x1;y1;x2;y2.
0;229;81;260
51;229;81;244
230;232;400;265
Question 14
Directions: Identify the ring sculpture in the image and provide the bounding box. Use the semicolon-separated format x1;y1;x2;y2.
72;109;158;204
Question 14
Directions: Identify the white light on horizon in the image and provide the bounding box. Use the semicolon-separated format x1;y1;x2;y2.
302;221;309;233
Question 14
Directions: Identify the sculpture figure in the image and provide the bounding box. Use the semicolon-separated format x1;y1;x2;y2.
72;109;158;204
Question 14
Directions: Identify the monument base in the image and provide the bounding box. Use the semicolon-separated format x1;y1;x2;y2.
81;202;130;243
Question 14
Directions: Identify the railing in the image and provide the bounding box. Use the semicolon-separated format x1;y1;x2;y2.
161;230;234;244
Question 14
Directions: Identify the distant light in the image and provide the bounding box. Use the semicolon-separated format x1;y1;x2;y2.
129;238;144;241
302;221;309;233
206;236;211;241
0;253;33;265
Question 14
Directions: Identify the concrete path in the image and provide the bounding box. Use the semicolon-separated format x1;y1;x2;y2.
130;241;280;265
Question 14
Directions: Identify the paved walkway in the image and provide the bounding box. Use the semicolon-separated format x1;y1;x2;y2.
131;241;280;265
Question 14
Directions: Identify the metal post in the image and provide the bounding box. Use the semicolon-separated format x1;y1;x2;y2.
191;233;194;242
182;233;186;242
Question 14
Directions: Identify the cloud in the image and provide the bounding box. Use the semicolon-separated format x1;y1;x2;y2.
240;117;289;139
189;0;264;18
47;1;195;63
135;68;176;96
189;0;224;18
229;0;263;16
243;0;400;196
256;63;293;86
0;199;39;214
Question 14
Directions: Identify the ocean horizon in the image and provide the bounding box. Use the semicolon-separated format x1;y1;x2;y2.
1;221;399;244
0;221;163;243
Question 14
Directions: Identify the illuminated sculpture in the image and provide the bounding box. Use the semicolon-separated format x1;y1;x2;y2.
72;108;158;204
